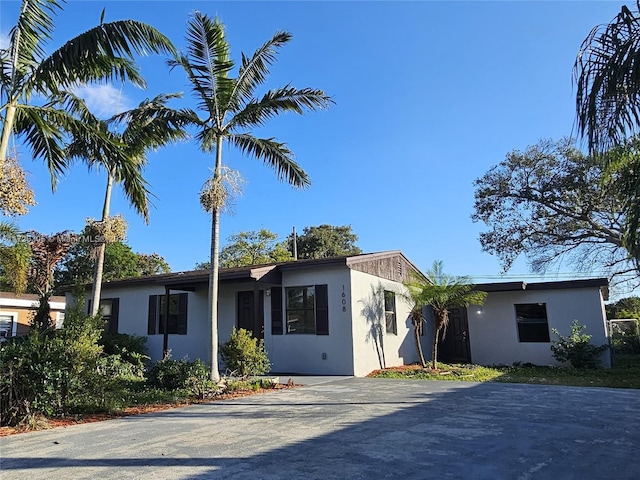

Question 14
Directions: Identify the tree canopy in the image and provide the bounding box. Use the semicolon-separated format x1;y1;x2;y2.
606;296;640;320
472;138;638;287
218;229;292;268
54;240;170;290
291;224;362;259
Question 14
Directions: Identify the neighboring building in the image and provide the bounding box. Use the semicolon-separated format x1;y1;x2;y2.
0;292;66;339
437;279;611;367
67;251;429;376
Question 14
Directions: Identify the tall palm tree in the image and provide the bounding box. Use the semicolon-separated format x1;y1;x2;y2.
405;261;487;370
169;13;333;380
64;93;188;315
0;0;175;188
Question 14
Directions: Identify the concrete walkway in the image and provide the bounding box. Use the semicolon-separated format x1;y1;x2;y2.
1;378;639;479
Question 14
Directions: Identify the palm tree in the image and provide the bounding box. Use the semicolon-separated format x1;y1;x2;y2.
574;2;640;153
400;281;428;368
405;261;487;370
574;3;640;265
0;0;175;188
64;93;188;315
169;13;333;380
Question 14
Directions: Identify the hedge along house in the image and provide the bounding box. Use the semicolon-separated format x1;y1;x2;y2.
436;278;611;367
66;251;429;376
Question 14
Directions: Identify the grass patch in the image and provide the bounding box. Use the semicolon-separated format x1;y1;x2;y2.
368;355;640;389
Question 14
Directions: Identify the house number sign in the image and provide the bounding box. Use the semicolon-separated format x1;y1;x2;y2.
342;285;347;312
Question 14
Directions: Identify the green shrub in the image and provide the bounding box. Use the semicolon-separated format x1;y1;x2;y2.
220;328;270;377
100;333;149;378
551;320;608;368
0;303;105;426
147;357;209;394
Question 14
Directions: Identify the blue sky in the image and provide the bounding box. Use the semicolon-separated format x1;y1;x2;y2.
0;1;631;286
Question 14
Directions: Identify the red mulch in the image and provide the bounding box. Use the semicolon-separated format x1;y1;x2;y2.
0;384;296;437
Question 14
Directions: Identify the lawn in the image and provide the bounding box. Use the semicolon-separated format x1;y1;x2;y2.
368;355;640;389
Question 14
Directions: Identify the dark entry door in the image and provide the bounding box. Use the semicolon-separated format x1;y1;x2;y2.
438;307;471;363
237;291;264;339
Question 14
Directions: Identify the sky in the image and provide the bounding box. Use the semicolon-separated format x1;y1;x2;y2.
1;1;634;293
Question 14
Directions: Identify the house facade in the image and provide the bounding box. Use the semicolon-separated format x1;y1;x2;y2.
69;251;429;376
0;292;66;339
437;279;611;367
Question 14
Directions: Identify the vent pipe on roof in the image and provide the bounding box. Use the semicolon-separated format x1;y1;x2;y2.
292;226;298;261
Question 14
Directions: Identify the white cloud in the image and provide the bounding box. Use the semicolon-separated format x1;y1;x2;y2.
72;84;133;118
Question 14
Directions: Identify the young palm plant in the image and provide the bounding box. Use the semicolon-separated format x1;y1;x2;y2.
405;261;487;370
64;93;188;315
169;13;333;380
0;0;175;188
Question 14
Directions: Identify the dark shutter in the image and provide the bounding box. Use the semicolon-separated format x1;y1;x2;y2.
148;295;157;335
315;284;329;335
108;298;119;334
87;299;92;315
271;287;283;335
177;293;188;335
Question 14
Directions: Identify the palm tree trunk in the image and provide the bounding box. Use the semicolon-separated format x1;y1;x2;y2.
413;320;426;368
90;170;113;316
208;136;223;382
0;104;17;164
432;326;440;370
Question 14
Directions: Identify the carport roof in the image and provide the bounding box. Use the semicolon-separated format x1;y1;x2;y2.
474;278;609;300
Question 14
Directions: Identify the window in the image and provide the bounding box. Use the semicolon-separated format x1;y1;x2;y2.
284;285;328;335
515;303;550;342
384;290;397;335
0;313;17;339
148;293;188;335
87;298;119;334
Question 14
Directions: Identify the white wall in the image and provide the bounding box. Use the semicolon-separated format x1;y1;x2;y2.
70;285;212;363
349;270;428;376
265;266;355;375
468;287;611;367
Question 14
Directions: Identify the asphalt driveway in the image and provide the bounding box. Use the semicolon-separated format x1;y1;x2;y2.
1;377;639;479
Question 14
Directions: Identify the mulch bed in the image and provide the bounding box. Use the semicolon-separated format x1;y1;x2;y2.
0;383;296;437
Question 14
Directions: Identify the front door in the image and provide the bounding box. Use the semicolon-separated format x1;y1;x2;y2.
438;307;471;363
237;291;264;339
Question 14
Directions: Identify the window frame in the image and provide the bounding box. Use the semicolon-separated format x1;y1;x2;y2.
515;303;550;343
384;290;397;335
0;311;18;339
283;284;329;335
148;293;188;335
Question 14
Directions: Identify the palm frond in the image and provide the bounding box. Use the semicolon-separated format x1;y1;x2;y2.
13;104;69;185
228;133;310;188
227;86;333;130
9;0;63;71
227;31;292;111
575;4;640;152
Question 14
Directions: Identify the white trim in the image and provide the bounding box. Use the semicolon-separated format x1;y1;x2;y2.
0;311;19;338
0;298;65;310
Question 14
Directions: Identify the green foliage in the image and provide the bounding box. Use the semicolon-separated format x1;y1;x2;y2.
291;224;362;259
99;332;149;378
220;229;293;267
0;302;105;426
147;357;210;393
550;320;608;368
606;296;640;320
0;222;31;294
54;239;171;289
472;138;633;284
220;328;271;377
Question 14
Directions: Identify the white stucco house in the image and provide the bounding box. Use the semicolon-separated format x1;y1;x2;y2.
436;278;611;368
69;251;428;376
66;251;611;374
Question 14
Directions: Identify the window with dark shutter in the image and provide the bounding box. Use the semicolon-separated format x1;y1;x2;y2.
148;293;188;335
271;287;283;335
108;298;119;334
315;284;329;335
177;293;188;335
